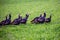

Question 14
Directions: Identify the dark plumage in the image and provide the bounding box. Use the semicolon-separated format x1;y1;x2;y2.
0;23;1;26
44;12;46;17
11;14;22;25
0;14;11;25
38;12;46;23
31;17;39;24
5;14;11;25
20;14;29;24
31;14;42;24
45;14;51;23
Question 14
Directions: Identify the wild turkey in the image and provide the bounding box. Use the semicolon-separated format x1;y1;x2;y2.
11;14;22;25
0;14;11;25
5;14;11;25
20;14;29;24
31;14;42;24
45;14;51;23
38;12;46;23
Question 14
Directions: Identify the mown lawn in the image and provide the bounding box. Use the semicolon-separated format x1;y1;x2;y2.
0;0;60;40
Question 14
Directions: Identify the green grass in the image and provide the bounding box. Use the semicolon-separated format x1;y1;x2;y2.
0;0;60;40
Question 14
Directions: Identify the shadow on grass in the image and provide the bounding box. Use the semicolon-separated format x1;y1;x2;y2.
0;22;53;28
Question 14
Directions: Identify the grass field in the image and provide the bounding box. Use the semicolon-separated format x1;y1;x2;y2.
0;0;60;40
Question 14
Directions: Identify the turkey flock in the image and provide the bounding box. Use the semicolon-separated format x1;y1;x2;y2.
0;12;52;26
